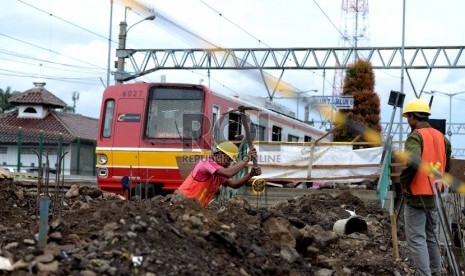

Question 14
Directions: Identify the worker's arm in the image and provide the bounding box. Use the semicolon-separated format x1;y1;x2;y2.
222;167;261;189
400;131;422;195
215;148;257;178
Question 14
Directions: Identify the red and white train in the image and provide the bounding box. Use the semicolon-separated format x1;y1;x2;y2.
95;82;327;195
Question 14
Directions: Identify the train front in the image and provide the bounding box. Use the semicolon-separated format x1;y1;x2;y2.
96;83;213;196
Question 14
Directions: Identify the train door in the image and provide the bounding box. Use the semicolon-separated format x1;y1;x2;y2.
113;98;145;178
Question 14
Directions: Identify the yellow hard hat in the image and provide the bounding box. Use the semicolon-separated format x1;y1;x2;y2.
402;98;431;118
215;141;238;161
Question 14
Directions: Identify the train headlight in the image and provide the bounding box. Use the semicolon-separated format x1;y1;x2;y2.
98;154;108;165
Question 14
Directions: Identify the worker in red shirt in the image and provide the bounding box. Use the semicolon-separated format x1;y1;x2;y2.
176;141;261;206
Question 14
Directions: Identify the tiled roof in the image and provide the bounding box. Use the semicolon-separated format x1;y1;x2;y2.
9;86;67;108
54;112;98;141
0;124;75;144
0;110;98;143
0;82;98;144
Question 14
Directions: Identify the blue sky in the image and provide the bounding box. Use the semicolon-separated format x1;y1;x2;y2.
1;0;465;149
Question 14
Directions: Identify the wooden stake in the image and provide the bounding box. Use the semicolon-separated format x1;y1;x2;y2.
391;214;400;260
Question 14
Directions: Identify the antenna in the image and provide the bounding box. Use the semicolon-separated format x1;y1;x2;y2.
72;92;80;113
333;0;370;95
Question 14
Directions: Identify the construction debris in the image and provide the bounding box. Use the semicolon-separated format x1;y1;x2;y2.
0;168;13;182
0;181;418;275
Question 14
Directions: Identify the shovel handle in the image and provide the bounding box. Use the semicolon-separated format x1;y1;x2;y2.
239;112;258;167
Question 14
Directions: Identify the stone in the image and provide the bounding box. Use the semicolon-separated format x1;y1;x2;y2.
316;268;334;276
4;242;19;250
127;231;137;238
23;239;35;245
263;217;296;248
65;184;80;198
317;255;340;268
12;259;28;270
280;245;299;263
37;260;59;273
80;270;97;276
36;252;55;263
189;216;203;228
49;231;63;241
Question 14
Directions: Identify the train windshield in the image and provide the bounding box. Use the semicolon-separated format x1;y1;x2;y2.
146;86;204;140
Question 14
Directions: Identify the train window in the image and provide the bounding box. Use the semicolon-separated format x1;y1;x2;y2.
251;124;266;141
146;87;204;139
288;134;299;142
102;100;115;138
304;136;312;142
272;126;282;141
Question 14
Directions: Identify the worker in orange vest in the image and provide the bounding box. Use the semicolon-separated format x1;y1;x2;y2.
400;98;451;276
175;141;261;206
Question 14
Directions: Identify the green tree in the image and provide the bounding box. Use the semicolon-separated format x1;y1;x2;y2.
0;87;21;114
62;106;75;113
333;59;382;144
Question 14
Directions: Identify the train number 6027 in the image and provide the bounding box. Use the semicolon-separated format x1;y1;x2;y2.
122;90;142;97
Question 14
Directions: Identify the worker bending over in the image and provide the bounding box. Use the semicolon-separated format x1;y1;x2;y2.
176;141;261;206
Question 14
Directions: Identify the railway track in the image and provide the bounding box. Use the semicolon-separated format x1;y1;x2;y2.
12;175;97;192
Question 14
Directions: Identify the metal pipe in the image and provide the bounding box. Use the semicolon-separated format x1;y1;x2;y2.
399;0;406;149
38;196;50;248
106;0;113;87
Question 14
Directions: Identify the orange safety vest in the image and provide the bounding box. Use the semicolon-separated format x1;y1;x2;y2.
410;127;446;195
177;172;221;206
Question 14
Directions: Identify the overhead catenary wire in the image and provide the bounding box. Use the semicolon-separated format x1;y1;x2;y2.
198;0;272;48
0;70;103;86
197;0;337;92
114;0;329;94
17;0;118;45
0;33;107;71
4;0;116;88
0;53;106;74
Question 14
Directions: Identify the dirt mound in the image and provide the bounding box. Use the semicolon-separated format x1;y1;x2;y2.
0;182;416;275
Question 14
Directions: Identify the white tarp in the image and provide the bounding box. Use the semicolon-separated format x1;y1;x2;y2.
254;144;383;183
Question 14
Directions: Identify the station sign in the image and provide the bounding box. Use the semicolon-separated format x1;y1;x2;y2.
309;95;354;109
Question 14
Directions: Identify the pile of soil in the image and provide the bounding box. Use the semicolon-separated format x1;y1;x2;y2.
0;181;416;275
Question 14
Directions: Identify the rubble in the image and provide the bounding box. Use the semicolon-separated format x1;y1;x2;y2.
0;181;416;275
0;168;13;182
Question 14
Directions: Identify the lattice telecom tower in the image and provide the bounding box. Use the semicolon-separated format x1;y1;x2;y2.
332;0;370;95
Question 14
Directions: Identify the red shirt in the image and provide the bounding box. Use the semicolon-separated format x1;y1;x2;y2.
191;158;227;183
177;158;227;206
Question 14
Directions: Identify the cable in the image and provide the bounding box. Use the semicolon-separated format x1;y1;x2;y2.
0;50;105;73
0;33;106;70
198;0;272;48
0;57;103;75
0;69;102;86
117;0;325;94
312;0;350;47
16;0;117;45
197;0;335;93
